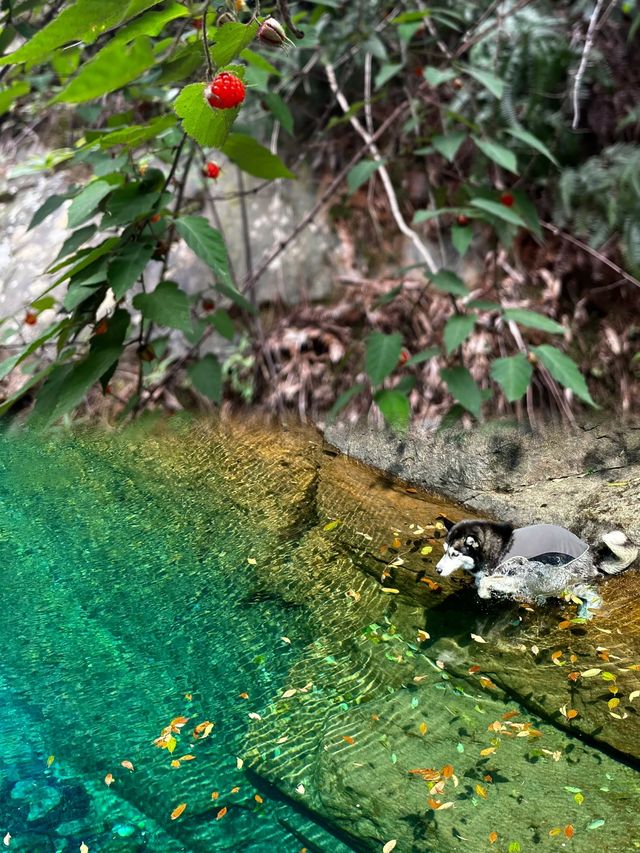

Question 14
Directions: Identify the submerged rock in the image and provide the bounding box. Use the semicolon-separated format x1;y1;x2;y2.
10;779;63;823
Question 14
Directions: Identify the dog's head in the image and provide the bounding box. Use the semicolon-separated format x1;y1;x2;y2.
435;518;514;578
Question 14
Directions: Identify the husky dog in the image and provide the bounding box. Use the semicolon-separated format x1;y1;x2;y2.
435;518;637;617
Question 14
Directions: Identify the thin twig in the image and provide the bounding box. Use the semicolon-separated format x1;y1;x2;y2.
453;0;533;60
201;0;214;80
541;220;640;290
572;0;606;129
277;0;304;39
324;61;438;273
237;168;255;309
240;99;410;294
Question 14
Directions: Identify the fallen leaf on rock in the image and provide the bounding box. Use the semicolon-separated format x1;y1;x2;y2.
80;844;88;853
255;794;264;803
419;722;428;735
480;747;497;756
282;689;297;698
216;806;227;820
420;545;433;555
581;668;601;677
249;712;262;720
104;773;114;786
531;645;540;655
420;577;440;590
296;783;305;794
382;841;397;853
475;784;488;799
558;620;572;630
409;768;440;781
565;824;574;839
281;636;291;644
247;557;257;565
121;760;134;771
549;827;562;837
568;671;580;682
417;629;430;641
608;698;620;711
489;831;498;844
468;665;481;674
380;587;400;594
239;692;249;699
629;690;640;701
170;760;180;768
323;520;341;531
171;803;186;820
342;735;356;745
170;716;189;731
392;537;402;549
236;757;244;769
471;633;486;643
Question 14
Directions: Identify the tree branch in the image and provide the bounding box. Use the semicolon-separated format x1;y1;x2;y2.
572;0;606;130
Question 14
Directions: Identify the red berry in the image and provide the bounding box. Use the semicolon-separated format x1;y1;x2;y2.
204;72;246;110
193;17;203;30
94;319;109;335
414;66;424;78
24;311;37;325
456;214;470;227
150;213;161;223
399;348;410;365
105;384;112;394
202;298;215;311
500;192;514;207
203;162;220;180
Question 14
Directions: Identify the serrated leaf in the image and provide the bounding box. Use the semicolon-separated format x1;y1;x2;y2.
451;224;472;256
444;315;475;354
174;81;242;149
97;114;177;149
347;159;383;193
28;193;69;230
470;198;526;227
466;66;505;98
108;241;156;299
490;354;532;401
132;281;192;333
240;48;280;77
0;0;161;67
208;309;235;340
374;389;411;431
506;127;559;167
0;80;30;115
423;66;457;86
503;309;564;334
67;179;118;228
188;354;223;403
215;280;257;315
406;347;440;366
365;332;404;386
175;216;232;286
440;366;482;417
55;225;97;260
431;269;469;296
0;320;67;381
263;92;294;134
222;133;295;180
431;132;466;162
472;137;518;174
53;36;156;104
210;21;258;67
532;345;597;406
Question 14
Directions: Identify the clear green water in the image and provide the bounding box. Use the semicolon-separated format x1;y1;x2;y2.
0;424;638;853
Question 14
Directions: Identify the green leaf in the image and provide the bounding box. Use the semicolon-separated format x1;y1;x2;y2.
451;224;472;256
175;216;232;286
472;137;518;174
30;296;56;312
490;354;532;401
502;308;564;334
210;21;258;67
240;48;281;77
55;225;97;260
28;193;69;230
111;2;188;46
97;114;177;149
465;66;505;98
174;80;243;149
375;62;403;89
440;366;482;417
431;132;466;162
222;133;295;179
506;127;559;167
532;345;597;406
444;315;475;354
156;42;204;84
52;237;120;285
0;80;30;115
431;269;469;296
132;280;192;333
53;36;156;104
469;198;527;227
327;383;365;422
263;92;294;135
208;308;235;340
0;0;162;67
374;389;410;431
365;331;404;386
108;241;156;299
423;67;457;86
188;354;223;403
0;320;68;381
101;183;165;229
66;179;118;228
406;347;440;366
214;280;257;316
347;159;383;193
90;308;130;390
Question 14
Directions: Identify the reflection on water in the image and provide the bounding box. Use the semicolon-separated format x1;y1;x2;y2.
0;423;638;852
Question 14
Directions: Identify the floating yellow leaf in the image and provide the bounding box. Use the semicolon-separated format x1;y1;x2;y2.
239;692;249;700
247;557;257;565
236;757;244;770
255;794;264;804
282;689;297;698
167;736;177;754
104;773;114;786
231;786;240;794
170;760;181;768
608;697;620;711
121;760;134;771
549;827;562;837
470;633;486;643
3;834;11;848
184;693;193;700
409;767;440;781
170;716;189;731
420;545;433;556
629;690;640;701
323;520;341;531
380;587;400;594
566;709;578;720
248;712;262;720
181;754;196;761
281;636;292;644
211;791;219;800
80;844;88;853
296;783;305;794
489;831;498;844
565;824;574;839
551;650;564;665
46;755;55;767
171;803;187;820
382;841;397;853
480;747;496;756
581;668;601;677
216;806;227;820
193;721;214;739
342;735;356;745
417;629;430;642
475;784;488;799
392;537;402;549
441;764;454;778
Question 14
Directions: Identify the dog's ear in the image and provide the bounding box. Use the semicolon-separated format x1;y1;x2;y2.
436;515;455;532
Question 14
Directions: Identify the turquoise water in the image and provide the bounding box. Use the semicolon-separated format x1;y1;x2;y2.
0;428;357;852
0;424;639;853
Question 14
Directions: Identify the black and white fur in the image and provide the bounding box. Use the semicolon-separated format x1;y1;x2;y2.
435;518;636;618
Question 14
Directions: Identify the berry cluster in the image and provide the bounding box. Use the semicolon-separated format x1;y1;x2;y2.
204;72;245;110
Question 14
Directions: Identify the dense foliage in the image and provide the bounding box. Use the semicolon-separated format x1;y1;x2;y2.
1;0;639;429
